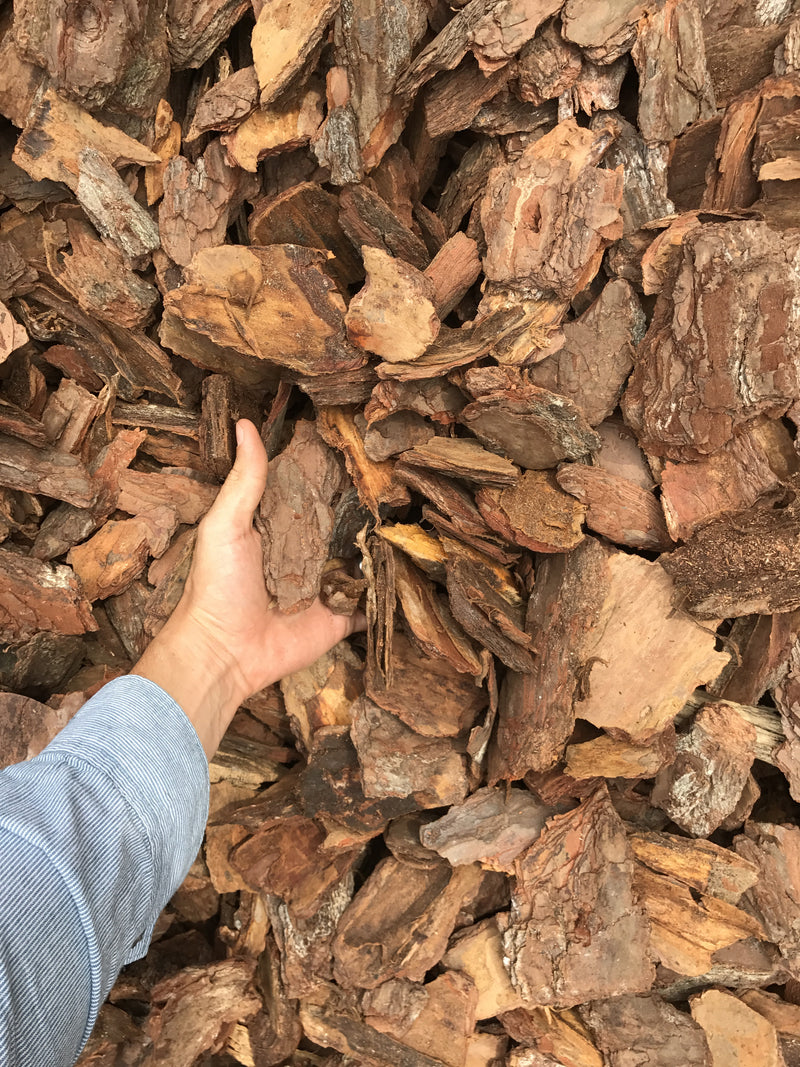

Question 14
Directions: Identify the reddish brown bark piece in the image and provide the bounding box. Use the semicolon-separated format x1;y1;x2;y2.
503;785;655;1008
461;367;601;471
622;221;800;461
0;547;96;642
630;830;759;905
345;246;440;362
0;692;78;768
581;994;711;1067
489;537;608;781
481;118;623;297
186;65;259;140
526;279;643;426
67;509;178;601
477;470;586;553
401;436;518;487
660;418;796;542
317;405;410;516
651;703;757;837
660;483;800;618
561;0;643;61
350;693;470;807
164;244;366;378
332;855;483;988
566;731;676;781
632;0;716;145
556;464;671;552
252;0;339;105
117;469;218;525
259;419;344;613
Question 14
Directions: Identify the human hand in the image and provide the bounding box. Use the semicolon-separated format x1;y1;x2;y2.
132;419;365;758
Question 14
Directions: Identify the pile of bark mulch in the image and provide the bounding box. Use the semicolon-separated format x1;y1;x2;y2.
3;0;800;1064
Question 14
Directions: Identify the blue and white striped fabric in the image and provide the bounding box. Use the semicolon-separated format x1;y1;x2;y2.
0;675;209;1066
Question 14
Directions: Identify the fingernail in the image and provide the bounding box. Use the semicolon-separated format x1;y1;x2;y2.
235;421;243;447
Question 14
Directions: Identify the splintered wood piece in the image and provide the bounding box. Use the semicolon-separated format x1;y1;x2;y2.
622;221;800;461
565;730;676;781
580;995;711;1067
691;989;783;1067
573;546;729;741
443;917;523;1020
146;959;261;1067
333;0;427;172
259;418;343;613
159;140;244;266
145;99;182;206
165;244;365;378
660;418;796;542
634;864;764;978
13;88;159;188
504;785;654;1007
445;554;534;674
280;638;363;752
252;0;338;105
117;468;218;525
248;181;362;290
632;0;716;145
332;855;483;988
0;434;96;506
526;279;643;426
363;971;478;1067
221;83;324;172
187;65;259;140
630;831;759;905
300;1002;455;1067
0;546;96;642
400;436;518;487
345;246;440;362
392;550;484;678
491;542;606;784
651;702;757;837
735;822;800;976
481;118;623;296
501;1006;602;1067
661;484;800;618
378;523;447;581
47;219;158;329
68;509;177;601
350;693;470;806
476;470;586;553
316;405;410;515
556;464;671;552
461;368;600;471
420;786;550;872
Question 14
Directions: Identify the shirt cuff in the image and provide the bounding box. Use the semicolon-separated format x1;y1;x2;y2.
39;674;210;959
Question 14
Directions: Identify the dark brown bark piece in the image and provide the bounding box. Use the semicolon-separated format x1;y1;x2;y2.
0;547;96;642
166;0;250;69
437;136;503;237
0;434;96;506
460;368;601;470
259;419;344;613
489;537;608;781
423;60;511;139
332;855;483;988
661;482;800;618
339;184;430;272
580;994;711;1067
248;181;362;290
199;374;260;482
504;785;655;1008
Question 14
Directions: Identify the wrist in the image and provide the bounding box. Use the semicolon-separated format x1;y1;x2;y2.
131;607;248;759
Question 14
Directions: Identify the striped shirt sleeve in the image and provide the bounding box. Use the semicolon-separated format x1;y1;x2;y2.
0;674;210;1067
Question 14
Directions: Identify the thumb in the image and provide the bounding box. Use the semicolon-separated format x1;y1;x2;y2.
205;419;268;533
